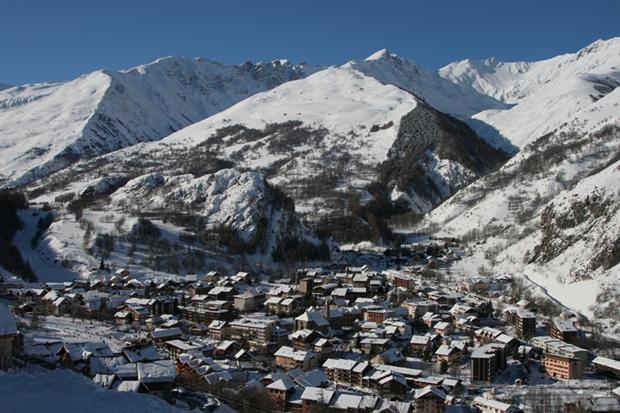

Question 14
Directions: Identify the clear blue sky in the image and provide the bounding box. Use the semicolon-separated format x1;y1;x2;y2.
1;0;619;85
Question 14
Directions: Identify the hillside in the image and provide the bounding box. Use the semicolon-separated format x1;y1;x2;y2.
31;67;505;234
440;37;620;147
0;57;317;185
417;85;620;322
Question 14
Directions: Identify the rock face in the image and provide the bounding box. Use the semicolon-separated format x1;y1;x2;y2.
528;167;620;281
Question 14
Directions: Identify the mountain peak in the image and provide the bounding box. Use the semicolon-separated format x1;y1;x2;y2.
365;48;396;61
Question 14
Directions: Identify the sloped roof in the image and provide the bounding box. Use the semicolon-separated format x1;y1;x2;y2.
266;377;295;391
414;385;446;400
137;359;176;383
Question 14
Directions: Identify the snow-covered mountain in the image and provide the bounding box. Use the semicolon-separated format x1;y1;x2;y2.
1;49;514;188
0;57;318;185
0;82;12;91
440;38;620;148
36;66;506;219
344;49;508;118
418;84;620;321
3;38;619;312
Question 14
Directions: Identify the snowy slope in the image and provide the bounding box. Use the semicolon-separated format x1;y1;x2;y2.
419;86;620;319
37;66;504;217
9;65;506;280
153;66;506;213
0;57;317;185
440;37;620;147
0;369;185;413
344;49;508;118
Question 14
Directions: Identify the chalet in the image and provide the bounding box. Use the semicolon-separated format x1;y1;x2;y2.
301;387;336;413
371;371;408;400
411;376;443;389
422;312;442;327
124;279;144;290
114;310;133;324
372;348;405;366
266;377;296;411
439;378;462;394
291;329;322;351
214;340;241;358
295;309;329;335
207;286;237;301
115;304;149;323
495;333;519;355
410;335;433;356
352;273;370;288
433;321;453;336
413;385;446;413
274;346;319;371
360;337;391;356
137;359;176;401
15;302;35;315
88;354;127;377
475;327;503;344
435;345;461;364
58;341;114;372
449;303;477;318
180;300;234;324
312;338;333;356
459;277;490;293
52;296;72;316
206;271;222;283
165;339;202;358
549;318;578;344
268;284;299;298
267;295;303;316
312;283;338;297
123;344;162;363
